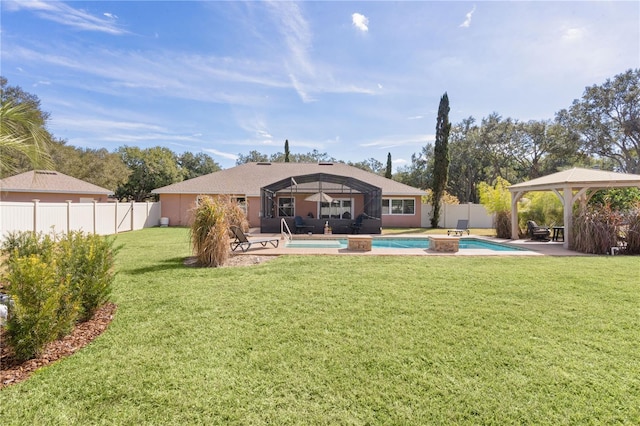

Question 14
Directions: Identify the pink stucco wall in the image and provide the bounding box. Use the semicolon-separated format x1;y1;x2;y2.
380;201;422;228
158;194;197;226
0;192;111;203
159;193;422;229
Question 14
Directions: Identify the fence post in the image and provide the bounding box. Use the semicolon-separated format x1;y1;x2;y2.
66;200;72;234
114;200;119;234
131;201;135;231
93;200;98;235
32;199;39;233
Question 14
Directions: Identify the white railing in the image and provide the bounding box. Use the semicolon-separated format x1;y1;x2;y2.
280;218;292;241
0;200;162;243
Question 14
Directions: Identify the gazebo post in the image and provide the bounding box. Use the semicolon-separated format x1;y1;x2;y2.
510;192;522;240
563;186;573;249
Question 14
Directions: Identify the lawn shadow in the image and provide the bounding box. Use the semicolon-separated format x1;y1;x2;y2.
123;257;189;275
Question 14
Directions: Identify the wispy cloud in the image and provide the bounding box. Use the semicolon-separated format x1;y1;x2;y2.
360;134;435;150
202;148;238;161
265;1;317;102
352;13;369;32
4;0;128;34
562;27;586;42
459;5;476;28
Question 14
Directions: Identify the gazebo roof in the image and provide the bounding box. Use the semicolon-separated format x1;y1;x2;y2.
508;167;640;192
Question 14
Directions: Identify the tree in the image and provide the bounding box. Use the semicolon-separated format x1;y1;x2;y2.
394;147;431;189
447;117;488;203
115;146;182;201
430;93;451;228
284;139;290;162
0;77;54;177
348;158;384;174
236;149;336;164
385;153;392;179
178;152;221;180
558;69;640;173
49;141;130;191
236;150;270;165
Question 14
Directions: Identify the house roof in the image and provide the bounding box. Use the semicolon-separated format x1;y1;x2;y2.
0;170;113;195
508;167;640;192
153;162;426;197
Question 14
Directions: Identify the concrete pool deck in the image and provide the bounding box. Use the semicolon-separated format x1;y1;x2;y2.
234;231;590;257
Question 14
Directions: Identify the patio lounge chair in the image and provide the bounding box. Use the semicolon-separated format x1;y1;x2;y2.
447;219;470;236
294;216;314;234
350;213;367;234
230;226;279;252
527;220;551;241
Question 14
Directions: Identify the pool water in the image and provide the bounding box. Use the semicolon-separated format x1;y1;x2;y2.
285;237;528;252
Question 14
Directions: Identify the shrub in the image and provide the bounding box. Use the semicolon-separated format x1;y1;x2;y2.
518;192;563;228
572;204;623;254
588;188;640;211
478;177;512;238
225;199;250;232
1;231;117;361
5;255;78;361
1;231;56;264
622;205;640;255
57;232;118;321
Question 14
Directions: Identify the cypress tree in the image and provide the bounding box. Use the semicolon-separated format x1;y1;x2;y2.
430;93;451;228
284;139;290;162
385;152;392;179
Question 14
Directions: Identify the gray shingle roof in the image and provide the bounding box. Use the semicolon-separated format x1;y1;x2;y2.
153;162;425;197
0;170;113;195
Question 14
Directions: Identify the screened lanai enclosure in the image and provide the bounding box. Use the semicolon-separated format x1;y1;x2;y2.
260;173;382;234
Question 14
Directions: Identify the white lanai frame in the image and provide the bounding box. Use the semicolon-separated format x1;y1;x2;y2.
508;168;640;249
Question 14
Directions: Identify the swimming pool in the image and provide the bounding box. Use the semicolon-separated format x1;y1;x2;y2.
285;237;529;252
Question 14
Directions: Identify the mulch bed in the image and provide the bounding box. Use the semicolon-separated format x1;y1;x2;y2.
0;302;117;389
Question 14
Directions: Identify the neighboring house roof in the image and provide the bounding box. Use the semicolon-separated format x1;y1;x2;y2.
0;170;113;195
153;162;425;197
508;167;640;192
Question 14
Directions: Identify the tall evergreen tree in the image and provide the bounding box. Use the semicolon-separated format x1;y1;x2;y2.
385;152;392;178
284;139;290;162
430;92;451;228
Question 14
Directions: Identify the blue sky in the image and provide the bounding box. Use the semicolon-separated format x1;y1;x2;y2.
2;1;639;170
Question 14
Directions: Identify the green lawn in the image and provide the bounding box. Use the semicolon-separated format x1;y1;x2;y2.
1;227;639;425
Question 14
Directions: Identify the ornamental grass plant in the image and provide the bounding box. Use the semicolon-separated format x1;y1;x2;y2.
189;195;249;267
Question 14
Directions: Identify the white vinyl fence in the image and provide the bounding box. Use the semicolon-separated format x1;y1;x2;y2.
421;202;495;229
0;200;162;243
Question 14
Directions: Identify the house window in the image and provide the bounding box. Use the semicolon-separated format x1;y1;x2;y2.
278;197;294;217
382;198;415;215
320;198;352;219
233;197;247;215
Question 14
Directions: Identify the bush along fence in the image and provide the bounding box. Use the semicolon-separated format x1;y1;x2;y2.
0;231;118;362
0;200;162;243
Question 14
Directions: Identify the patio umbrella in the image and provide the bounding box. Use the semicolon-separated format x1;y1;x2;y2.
305;192;334;203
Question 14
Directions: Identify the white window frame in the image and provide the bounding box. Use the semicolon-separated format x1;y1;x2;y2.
278;197;295;217
233;197;247;215
382;198;416;215
319;198;352;219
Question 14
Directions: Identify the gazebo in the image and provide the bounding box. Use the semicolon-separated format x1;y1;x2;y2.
508;168;640;249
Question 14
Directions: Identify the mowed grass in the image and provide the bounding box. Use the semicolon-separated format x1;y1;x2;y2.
1;227;639;425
